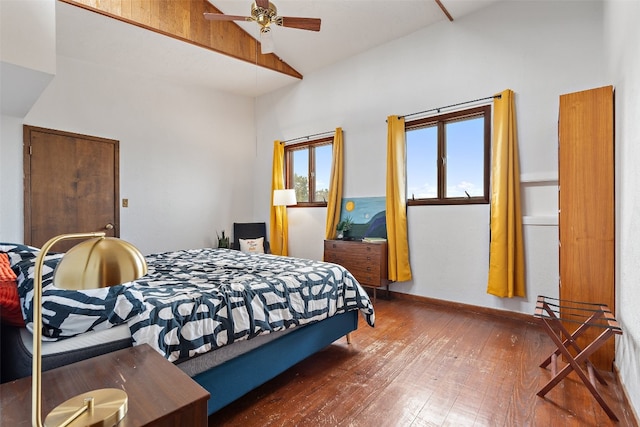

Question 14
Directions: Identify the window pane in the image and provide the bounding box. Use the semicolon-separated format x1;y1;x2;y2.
445;117;484;198
407;126;438;199
285;137;333;206
314;144;332;203
293;149;309;202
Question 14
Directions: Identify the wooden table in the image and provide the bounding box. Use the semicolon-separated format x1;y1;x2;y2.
0;344;210;426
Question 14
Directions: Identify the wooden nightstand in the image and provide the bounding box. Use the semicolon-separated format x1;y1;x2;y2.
0;344;210;426
324;239;391;301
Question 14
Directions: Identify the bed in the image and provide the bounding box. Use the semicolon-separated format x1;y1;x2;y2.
0;244;375;414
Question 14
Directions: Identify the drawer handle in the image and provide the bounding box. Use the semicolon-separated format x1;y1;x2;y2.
367;256;371;261
366;246;371;251
367;266;371;272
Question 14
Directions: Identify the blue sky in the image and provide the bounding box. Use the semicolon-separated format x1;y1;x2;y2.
293;145;332;193
407;117;484;198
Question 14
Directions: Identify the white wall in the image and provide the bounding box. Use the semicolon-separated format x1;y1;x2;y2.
606;0;640;417
0;0;56;118
0;115;25;242
255;0;607;316
0;0;56;73
0;0;56;235
1;54;257;255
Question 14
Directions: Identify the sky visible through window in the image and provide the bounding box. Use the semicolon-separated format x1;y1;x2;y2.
293;145;332;196
315;145;332;193
293;149;309;188
407;116;484;199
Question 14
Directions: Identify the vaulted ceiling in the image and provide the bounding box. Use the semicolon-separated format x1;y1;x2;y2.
56;0;502;97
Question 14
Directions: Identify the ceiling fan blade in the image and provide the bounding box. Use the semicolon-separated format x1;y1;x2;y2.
255;0;270;10
260;29;275;54
203;12;250;22
279;17;321;32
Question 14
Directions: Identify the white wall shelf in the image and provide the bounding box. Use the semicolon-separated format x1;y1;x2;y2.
522;215;558;226
521;172;558;184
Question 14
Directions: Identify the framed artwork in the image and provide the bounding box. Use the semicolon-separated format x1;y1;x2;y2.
339;197;386;240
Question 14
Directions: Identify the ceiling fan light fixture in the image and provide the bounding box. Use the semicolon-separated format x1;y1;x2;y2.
260;27;275;54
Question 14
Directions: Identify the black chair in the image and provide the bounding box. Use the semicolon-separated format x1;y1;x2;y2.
232;222;270;253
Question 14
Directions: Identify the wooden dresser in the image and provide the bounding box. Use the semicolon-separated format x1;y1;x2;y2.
324;240;390;300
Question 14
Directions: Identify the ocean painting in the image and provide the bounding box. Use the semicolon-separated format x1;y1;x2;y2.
340;196;387;239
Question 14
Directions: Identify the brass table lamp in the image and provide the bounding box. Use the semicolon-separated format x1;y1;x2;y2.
31;232;147;427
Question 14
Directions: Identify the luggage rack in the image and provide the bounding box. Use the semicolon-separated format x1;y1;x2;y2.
533;295;622;421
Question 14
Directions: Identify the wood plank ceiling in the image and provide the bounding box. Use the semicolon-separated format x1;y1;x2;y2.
60;0;303;79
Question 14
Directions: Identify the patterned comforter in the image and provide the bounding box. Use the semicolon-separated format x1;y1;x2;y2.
9;245;374;362
129;249;375;361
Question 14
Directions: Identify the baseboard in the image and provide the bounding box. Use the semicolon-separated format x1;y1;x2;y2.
388;291;538;325
613;364;640;426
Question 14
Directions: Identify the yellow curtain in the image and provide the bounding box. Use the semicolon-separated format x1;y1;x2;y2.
325;128;343;240
269;140;289;256
487;89;526;297
386;116;412;282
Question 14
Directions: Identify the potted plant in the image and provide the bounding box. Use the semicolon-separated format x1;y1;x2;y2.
217;231;230;249
336;216;354;240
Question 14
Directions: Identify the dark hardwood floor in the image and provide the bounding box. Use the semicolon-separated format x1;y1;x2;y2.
209;298;637;426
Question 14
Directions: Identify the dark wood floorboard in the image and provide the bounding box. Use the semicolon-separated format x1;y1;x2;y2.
209;299;638;426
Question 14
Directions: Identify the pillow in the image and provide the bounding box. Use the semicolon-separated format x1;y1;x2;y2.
239;237;265;254
0;253;25;326
15;254;145;339
0;243;40;269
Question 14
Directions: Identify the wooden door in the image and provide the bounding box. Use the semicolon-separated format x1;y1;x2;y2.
23;126;120;252
558;86;614;371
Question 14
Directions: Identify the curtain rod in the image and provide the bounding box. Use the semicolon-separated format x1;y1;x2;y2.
281;130;335;144
401;94;502;120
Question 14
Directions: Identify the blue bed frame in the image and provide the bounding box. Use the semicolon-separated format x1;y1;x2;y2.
0;311;360;415
193;310;359;415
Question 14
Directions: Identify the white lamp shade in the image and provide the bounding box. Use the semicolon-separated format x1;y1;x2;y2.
273;189;297;206
260;28;275;54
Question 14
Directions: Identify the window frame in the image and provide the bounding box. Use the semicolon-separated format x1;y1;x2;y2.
406;105;491;206
284;136;334;207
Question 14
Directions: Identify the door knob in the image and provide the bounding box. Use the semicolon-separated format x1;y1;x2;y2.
105;223;114;230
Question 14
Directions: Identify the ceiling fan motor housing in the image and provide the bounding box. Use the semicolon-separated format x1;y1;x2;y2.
251;1;278;28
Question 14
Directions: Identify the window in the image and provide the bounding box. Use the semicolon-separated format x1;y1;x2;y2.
284;136;333;206
406;105;490;205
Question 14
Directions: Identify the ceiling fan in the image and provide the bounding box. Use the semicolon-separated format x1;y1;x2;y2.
204;0;321;54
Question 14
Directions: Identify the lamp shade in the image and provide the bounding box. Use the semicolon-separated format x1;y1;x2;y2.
273;189;297;206
53;237;148;290
260;27;275;54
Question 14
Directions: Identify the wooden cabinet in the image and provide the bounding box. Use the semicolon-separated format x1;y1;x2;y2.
558;85;615;371
324;240;390;300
